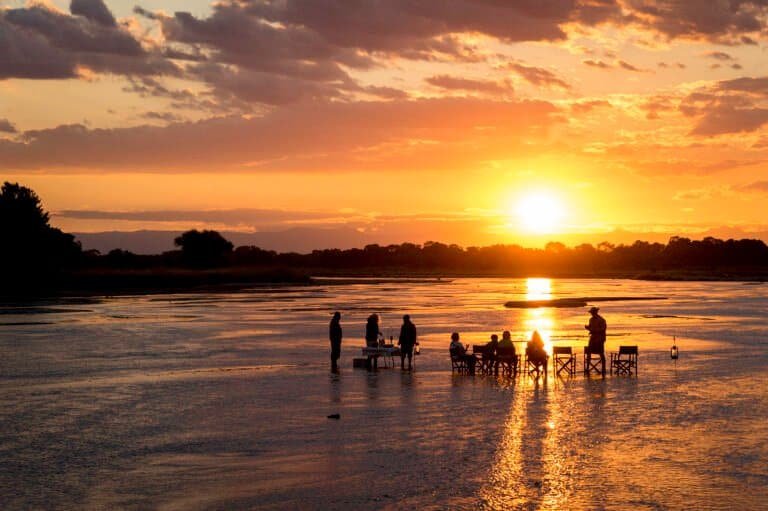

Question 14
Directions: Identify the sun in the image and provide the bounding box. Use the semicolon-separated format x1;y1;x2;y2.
515;192;564;234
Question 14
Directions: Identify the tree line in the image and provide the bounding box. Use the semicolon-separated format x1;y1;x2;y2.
3;182;768;287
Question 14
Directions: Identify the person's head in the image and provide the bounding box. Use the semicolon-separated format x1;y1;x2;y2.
491;334;498;342
332;311;341;321
502;330;511;341
451;332;460;342
589;306;599;316
403;314;410;323
368;313;379;324
531;330;542;343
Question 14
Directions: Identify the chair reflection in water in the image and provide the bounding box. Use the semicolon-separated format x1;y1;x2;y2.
552;346;576;377
610;345;638;375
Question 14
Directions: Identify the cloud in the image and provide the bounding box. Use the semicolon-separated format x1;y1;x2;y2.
0;97;560;172
678;76;768;135
583;59;611;69
583;59;647;72
57;208;333;225
738;181;768;192
0;118;18;133
570;100;611;114
70;0;117;28
425;75;513;95
244;0;620;51
716;77;768;95
141;111;184;123
623;0;768;43
618;60;646;72
504;62;571;90
0;19;78;79
704;51;736;61
0;4;177;79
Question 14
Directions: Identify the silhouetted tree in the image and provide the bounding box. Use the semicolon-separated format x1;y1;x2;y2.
0;182;81;285
174;229;233;267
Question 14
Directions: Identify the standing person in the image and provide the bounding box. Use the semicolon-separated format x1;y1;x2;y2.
329;311;342;372
365;314;381;369
398;315;417;370
585;306;607;375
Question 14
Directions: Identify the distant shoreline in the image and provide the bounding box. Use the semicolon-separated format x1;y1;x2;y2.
2;267;765;300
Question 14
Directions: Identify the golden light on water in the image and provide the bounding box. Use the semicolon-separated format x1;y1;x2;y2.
525;278;555;355
525;278;552;301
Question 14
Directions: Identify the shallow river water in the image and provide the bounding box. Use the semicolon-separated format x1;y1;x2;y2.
1;278;767;510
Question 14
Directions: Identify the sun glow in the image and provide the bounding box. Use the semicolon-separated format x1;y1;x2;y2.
515;192;565;234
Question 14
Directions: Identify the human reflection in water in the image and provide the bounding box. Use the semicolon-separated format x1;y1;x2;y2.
526;330;548;379
329;311;342;372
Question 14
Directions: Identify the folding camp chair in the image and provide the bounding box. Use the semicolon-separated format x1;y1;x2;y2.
450;348;469;374
472;345;494;375
496;347;518;377
525;354;548;379
610;346;638;376
552;346;576;377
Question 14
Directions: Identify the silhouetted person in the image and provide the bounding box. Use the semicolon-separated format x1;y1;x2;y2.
365;313;381;369
485;333;499;375
449;332;476;375
329;311;342;372
398;314;417;370
585;306;607;376
497;330;517;374
498;330;515;352
526;330;548;377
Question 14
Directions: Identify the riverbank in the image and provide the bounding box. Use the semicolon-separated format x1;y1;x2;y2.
2;266;766;299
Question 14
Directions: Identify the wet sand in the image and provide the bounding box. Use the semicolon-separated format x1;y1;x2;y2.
1;278;766;510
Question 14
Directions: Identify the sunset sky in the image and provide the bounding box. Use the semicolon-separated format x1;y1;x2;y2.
3;0;768;251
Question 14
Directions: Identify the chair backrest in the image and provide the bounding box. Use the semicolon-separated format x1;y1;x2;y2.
449;347;462;358
552;346;573;355
497;346;516;357
472;344;487;355
618;345;638;356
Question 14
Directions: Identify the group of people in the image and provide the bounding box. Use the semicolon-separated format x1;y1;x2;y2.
329;306;608;375
328;312;418;372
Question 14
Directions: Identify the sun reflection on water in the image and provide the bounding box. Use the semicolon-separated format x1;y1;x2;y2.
523;278;556;355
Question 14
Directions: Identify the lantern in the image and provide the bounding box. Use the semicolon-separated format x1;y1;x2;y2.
670;336;679;360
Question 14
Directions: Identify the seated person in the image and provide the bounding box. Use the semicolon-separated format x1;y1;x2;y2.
449;332;476;373
449;332;466;354
498;330;515;353
525;330;548;370
485;334;499;374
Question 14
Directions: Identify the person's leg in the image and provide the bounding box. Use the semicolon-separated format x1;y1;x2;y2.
600;352;606;375
407;351;412;369
400;352;405;369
